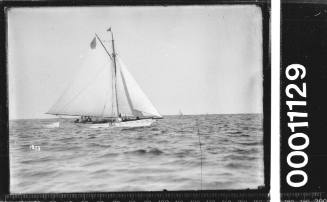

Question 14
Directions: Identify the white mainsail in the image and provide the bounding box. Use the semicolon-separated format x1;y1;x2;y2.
47;35;161;119
47;37;117;117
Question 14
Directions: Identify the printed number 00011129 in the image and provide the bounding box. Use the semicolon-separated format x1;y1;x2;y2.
285;64;309;188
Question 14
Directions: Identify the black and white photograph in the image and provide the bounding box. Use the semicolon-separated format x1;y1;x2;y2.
7;5;265;193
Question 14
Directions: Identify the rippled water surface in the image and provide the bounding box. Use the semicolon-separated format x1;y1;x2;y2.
10;114;264;193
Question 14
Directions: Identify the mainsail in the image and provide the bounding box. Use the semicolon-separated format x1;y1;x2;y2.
47;34;161;119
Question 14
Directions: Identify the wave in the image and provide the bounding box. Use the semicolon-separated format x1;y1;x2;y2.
228;131;242;135
225;162;252;169
44;122;60;128
29;170;57;178
238;141;261;146
124;148;164;155
89;142;111;148
232;147;259;155
150;127;160;131
100;152;119;158
223;154;257;161
56;136;76;142
174;148;195;158
91;169;110;175
203;180;235;189
21;156;54;164
10;114;264;192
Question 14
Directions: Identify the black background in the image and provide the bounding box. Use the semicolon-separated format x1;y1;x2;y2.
281;2;327;192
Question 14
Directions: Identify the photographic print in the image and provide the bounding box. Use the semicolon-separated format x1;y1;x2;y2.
8;5;265;193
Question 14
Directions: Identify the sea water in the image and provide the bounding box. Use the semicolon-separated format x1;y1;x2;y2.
9;114;264;193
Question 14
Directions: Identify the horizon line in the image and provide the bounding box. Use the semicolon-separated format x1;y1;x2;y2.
9;112;263;121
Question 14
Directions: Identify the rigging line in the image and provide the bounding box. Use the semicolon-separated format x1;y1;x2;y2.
197;119;203;190
111;62;116;116
59;66;106;112
59;66;107;113
45;112;119;118
101;60;116;117
108;30;120;117
117;56;159;117
47;49;91;113
95;33;113;61
51;40;111;114
101;80;112;117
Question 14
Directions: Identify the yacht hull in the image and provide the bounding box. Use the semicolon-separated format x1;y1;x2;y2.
89;119;156;129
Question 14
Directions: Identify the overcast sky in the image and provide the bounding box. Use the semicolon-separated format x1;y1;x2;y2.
8;5;263;120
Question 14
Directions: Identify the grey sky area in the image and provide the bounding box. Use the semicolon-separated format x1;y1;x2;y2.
8;5;263;119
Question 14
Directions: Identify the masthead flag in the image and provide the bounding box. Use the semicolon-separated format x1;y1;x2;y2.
90;37;96;49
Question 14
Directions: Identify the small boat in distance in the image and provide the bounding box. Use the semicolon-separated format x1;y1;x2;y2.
46;28;162;128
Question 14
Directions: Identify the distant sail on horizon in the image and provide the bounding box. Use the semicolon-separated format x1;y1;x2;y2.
47;31;162;126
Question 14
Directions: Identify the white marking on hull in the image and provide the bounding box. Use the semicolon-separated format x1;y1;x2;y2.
89;119;156;129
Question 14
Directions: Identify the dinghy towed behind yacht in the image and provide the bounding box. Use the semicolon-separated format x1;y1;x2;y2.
46;28;162;128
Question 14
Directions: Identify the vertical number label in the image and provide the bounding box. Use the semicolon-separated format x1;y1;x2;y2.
285;64;309;188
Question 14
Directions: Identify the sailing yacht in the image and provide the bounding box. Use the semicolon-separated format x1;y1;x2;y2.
46;28;162;128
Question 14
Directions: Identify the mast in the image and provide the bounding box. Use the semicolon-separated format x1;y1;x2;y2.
107;27;120;117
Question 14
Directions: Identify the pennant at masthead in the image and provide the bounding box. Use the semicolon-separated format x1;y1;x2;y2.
90;37;96;49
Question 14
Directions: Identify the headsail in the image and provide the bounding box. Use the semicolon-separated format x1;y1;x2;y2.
116;56;162;118
115;61;134;117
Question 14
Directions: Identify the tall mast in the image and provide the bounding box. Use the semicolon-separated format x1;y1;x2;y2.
107;27;120;117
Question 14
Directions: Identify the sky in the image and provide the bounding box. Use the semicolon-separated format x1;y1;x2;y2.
7;5;263;120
